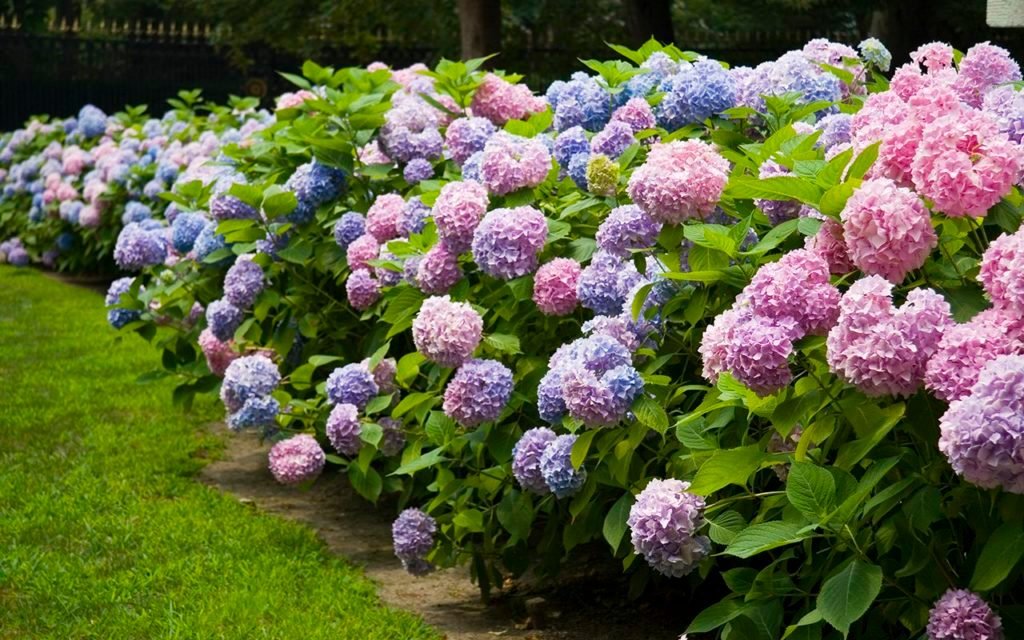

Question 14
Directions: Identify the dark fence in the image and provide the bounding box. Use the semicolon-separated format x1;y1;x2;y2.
3;15;1023;130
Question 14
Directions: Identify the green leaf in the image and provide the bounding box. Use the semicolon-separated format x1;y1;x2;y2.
570;429;597;470
707;510;746;546
817;560;882;636
632;394;669;433
392;392;436;417
728;176;823;206
847;142;880;181
687;599;745;633
971;522;1024;591
689;445;765;495
744;218;801;255
724;522;809;559
786;463;837;521
497;490;534;541
363;394;393;416
603;492;635;552
262;191;298;218
483;332;521;355
347;465;382;503
453;508;485;532
389;447;446;476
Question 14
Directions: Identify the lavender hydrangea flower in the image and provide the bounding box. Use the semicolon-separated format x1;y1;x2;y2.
206;299;243;342
412;296;483;368
553;126;590;169
193;221;227;262
567;152;590;191
596;205;662;258
537;368;568;423
268;434;325;485
122;201;153;224
227;396;280;431
628;479;710;577
76;105;107;138
926;589;1003;640
939;355;1024;494
223;256;264;309
392;508;436;576
471;206;548;279
539;434;586;498
512;427;558;495
577;250;643;315
220;354;280;413
326;363;379;410
114;223;167;271
547;72;610;132
403;158;434;184
210;194;258;221
326;402;362;456
445;116;497;165
333;212;366;249
443;358;514;427
416;242;463;295
590;120;635;158
400;196;430;236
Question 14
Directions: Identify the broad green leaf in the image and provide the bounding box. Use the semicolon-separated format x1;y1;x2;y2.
689;445;765;495
392;391;436;417
817;560;882;636
687;599;744;633
453;508;485;532
728;176;823;206
724;522;809;558
390;447;447;476
497;490;534;541
971;522;1024;591
570;429;597;470
483;332;521;354
707;510;746;546
632;394;669;433
603;492;635;552
786;462;837;521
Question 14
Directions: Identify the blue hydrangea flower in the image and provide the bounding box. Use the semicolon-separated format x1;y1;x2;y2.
210;194;258;221
403;158;434;184
553;126;590;169
512;427;558;494
206;298;243;342
223;256;264;309
113;223;166;271
122;201;153;224
334;212;366;249
547;72;611;132
220;354;280;413
193;221;227;261
539;434;586;498
285;161;347;224
400;197;430;236
171;212;208;254
567;152;590;191
461;151;484;182
105;277;141;329
577;250;643;315
656;58;737;130
76;105;107;138
56;232;74;253
227;396;280;431
325;363;379;410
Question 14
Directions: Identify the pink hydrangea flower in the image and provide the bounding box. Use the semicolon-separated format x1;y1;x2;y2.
198;328;238;377
533;258;582;316
827;276;952;397
268;434;325;485
412;295;484;368
470;73;546;125
611;97;656;133
416;242;463;295
926;310;1024;402
911;110;1022;217
346;269;381;310
954;42;1022;108
744;249;841;335
979;227;1024;313
841;178;936;282
432;180;489;253
479;132;552;195
804;218;854;275
346;233;380;271
365;193;405;242
626;140;729;224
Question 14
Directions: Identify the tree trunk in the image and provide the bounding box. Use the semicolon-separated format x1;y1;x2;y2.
624;0;675;47
457;0;502;61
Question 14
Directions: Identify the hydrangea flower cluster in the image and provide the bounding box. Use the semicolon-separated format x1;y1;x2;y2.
471;206;547;279
220;354;281;431
656;58;736;129
926;589;1004;640
595;205;662;258
268;434;325;485
104;277;140;329
206;299;244;342
840;178;936;283
411;295;483;367
511;427;558;495
198;327;238;377
532;258;582;316
114;222;167;271
333;212;366;249
326;362;379;410
701;250;839;395
223;255;265;309
470;74;545;126
547;72;610;132
444;116;497;166
538;335;643;427
628;479;710;578
925;310;1024;402
284;160;347;224
365;193;405;242
415;242;463;295
326;402;362;457
392;508;437;576
827;275;952;397
432;180;489;253
939;354;1024;494
346;269;382;310
443;358;513;427
979;227;1024;314
627;140;729;224
576;250;642;316
479;132;551;196
539;434;586;498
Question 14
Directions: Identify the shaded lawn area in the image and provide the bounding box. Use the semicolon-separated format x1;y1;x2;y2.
0;266;438;640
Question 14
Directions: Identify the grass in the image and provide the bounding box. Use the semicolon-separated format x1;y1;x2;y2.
0;266;438;640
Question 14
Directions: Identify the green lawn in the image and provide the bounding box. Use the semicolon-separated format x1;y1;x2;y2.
0;266;438;640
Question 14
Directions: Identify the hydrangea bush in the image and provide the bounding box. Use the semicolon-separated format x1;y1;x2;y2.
15;39;1024;639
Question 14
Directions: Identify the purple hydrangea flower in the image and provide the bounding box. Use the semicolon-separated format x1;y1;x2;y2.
939;354;1024;494
333;212;366;249
595;205;662;258
223;256;264;309
346;269;381;310
628;479;710;577
326;362;379;409
432;180;489;253
471;206;548;280
567;152;590;191
392;508;437;576
927;589;1003;640
403;158;434;184
590;121;635;159
539;434;586;498
378;416;406;457
547;72;610;132
326;402;362;456
512;427;558;494
656;58;737;130
537;368;568;423
416;242;463;295
554;126;590;169
114;223;167;271
445;116;496;165
206;299;244;342
268;434;325;485
577;250;643;315
210;194;258;221
400;196;430;236
443;358;514;427
105;277;140;329
171;212;208;254
193;221;227;262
